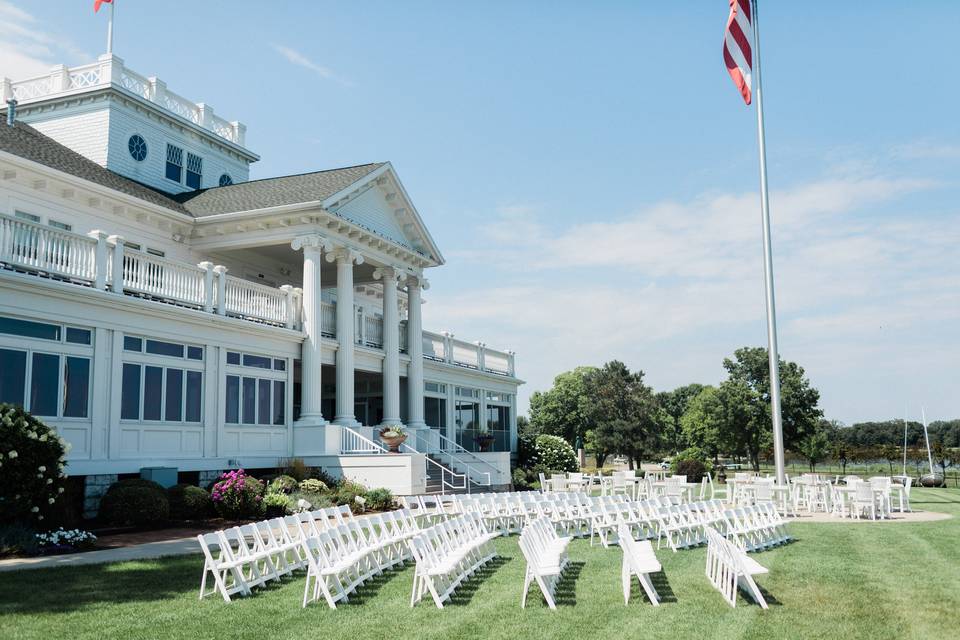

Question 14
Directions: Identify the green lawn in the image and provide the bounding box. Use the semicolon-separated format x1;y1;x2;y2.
2;489;959;640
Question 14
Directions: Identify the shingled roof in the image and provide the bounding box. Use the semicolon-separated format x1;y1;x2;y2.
174;163;385;217
0;121;191;214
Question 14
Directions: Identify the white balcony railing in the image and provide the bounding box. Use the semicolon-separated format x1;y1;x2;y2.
221;275;290;327
0;214;98;282
122;250;206;307
2;56;245;146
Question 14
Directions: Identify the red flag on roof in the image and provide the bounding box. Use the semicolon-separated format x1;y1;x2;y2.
723;0;753;105
94;0;112;13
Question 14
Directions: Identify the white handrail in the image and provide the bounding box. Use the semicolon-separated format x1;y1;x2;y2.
121;249;205;306
0;213;97;281
340;426;386;455
436;432;501;480
222;275;288;326
401;442;467;494
408;430;492;487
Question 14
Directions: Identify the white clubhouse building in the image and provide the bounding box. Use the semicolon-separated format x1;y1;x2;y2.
0;55;520;512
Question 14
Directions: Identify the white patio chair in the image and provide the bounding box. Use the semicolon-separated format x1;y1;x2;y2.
852;481;876;520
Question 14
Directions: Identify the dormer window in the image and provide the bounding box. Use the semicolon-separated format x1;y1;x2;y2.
185;152;203;189
165;144;183;183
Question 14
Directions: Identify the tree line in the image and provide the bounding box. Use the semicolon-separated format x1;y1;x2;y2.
524;346;957;473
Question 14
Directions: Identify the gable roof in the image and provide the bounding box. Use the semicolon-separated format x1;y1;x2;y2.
174;163;386;217
0;121;191;214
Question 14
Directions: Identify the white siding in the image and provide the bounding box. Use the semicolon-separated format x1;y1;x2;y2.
24;107;111;167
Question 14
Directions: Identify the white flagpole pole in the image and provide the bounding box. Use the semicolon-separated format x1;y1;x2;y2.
750;0;786;485
107;1;115;55
902;406;908;476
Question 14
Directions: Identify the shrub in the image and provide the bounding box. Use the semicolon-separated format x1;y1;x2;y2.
534;435;579;473
0;523;39;557
210;469;265;520
674;459;708;484
167;484;212;520
0;404;69;525
511;464;548;491
280;458;309;482
289;491;333;511
263;492;294;517
334;480;368;513
308;467;339;489
365;488;394;511
99;483;170;526
299;478;328;494
268;475;299;494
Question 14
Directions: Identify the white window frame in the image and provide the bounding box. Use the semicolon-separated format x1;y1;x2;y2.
224;355;287;427
0;332;93;422
120;350;204;425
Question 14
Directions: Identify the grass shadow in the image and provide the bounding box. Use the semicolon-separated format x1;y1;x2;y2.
646;569;677;604
551;560;585;607
344;565;405;605
446;555;512;607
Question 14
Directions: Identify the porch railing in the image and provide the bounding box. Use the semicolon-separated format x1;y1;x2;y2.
0;213;97;281
340;426;385;455
122;249;206;307
221;275;290;327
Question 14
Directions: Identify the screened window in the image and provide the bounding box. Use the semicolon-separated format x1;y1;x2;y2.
66;328;92;345
120;363;202;423
0;348;27;406
0;317;61;341
185;152;203;189
63;357;90;418
243;354;272;369
225;374;285;427
166;144;183;183
15;211;40;223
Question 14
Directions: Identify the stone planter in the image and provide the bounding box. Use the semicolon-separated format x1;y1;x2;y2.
381;434;407;453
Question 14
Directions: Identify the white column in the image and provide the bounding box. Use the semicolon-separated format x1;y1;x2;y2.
406;276;428;429
328;247;364;426
375;266;405;427
292;233;331;426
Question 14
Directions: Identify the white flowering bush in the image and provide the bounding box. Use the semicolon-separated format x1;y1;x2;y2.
0;403;68;524
35;528;97;553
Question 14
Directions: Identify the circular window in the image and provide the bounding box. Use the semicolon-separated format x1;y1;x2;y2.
128;134;147;161
218;173;233;186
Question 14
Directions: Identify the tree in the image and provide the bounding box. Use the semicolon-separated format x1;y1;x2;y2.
583;361;660;470
880;443;899;475
516;415;532;435
657;383;704;455
528;367;596;444
797;427;831;472
721;347;823;471
680;386;727;462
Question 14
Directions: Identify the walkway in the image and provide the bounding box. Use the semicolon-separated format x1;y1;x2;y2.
0;536;199;573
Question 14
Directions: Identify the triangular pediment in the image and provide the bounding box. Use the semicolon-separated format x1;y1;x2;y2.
323;163;443;265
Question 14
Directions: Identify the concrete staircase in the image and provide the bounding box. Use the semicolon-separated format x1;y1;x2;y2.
424;454;484;495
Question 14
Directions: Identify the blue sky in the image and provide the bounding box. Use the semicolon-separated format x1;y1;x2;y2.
2;1;958;424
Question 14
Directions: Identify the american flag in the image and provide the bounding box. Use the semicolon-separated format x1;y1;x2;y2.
723;0;753;105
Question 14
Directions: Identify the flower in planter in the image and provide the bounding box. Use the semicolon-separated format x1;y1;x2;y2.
379;426;407;439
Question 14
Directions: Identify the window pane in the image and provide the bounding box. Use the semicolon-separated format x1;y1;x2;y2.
273;359;286;371
146;339;184;358
143;366;163;420
273;381;285;425
187;346;203;360
243;354;272;369
63;357;90;418
185;370;202;422
258;379;271;425
242;377;256;425
124;336;143;352
0;316;60;341
225;375;239;424
185;170;201;190
121;363;141;420
227;351;241;365
30;353;60;416
0;348;27;406
165;162;182;182
165;368;183;422
65;327;92;345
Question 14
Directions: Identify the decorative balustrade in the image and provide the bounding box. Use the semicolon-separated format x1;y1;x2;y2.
3;55;245;146
320;301;337;338
364;314;384;348
121;250;206;307
221;275;291;327
0;213;98;282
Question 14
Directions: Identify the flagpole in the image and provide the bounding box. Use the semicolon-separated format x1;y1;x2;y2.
107;1;115;55
750;0;786;485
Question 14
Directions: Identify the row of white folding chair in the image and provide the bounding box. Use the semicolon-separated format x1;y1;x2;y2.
408;512;500;608
704;526;770;609
519;516;572;610
299;508;422;608
198;504;362;603
719;504;791;552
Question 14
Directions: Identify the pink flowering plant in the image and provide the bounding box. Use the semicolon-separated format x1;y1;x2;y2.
210;469;265;520
0;404;68;525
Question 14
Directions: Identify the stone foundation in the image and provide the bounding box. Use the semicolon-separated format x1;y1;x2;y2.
83;474;118;519
198;469;222;487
